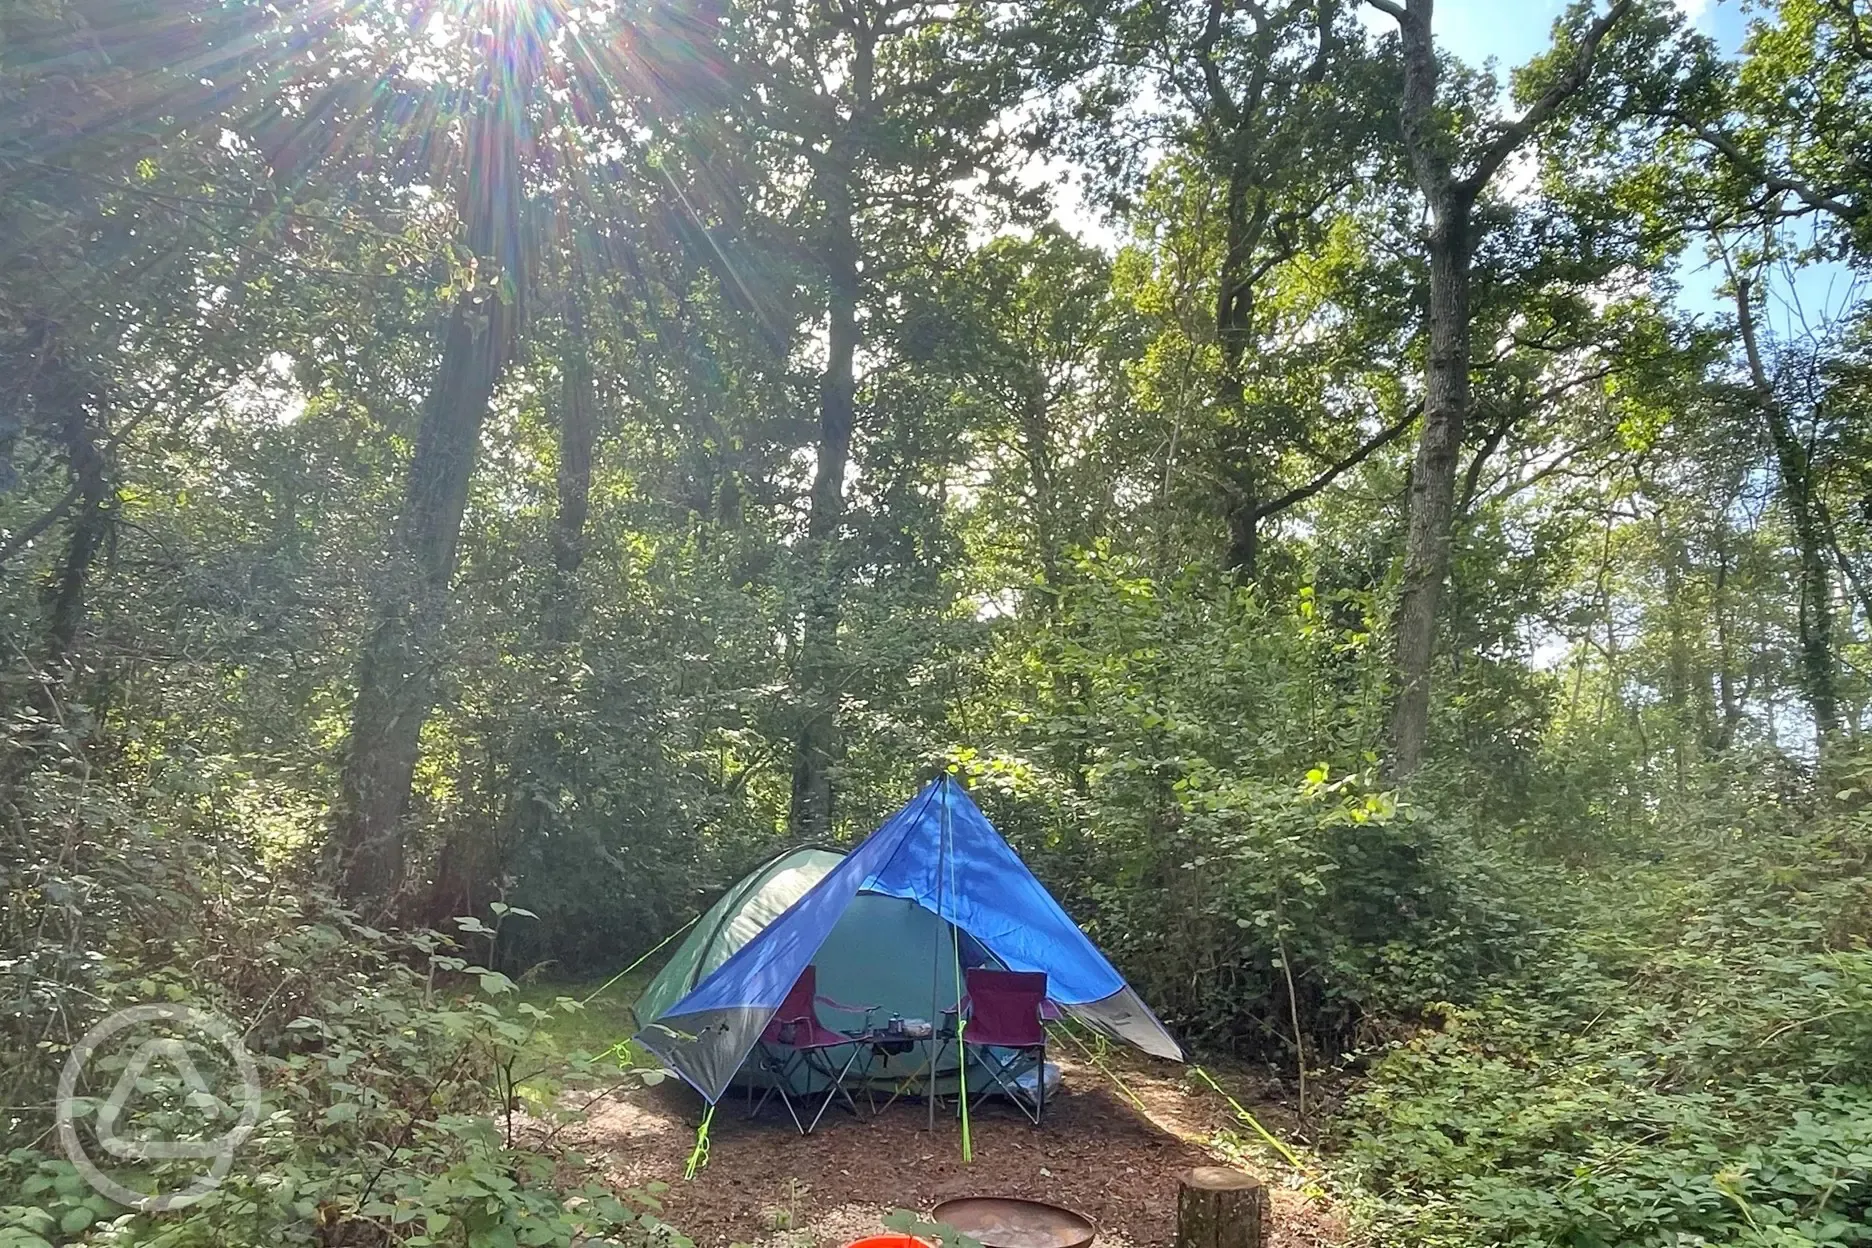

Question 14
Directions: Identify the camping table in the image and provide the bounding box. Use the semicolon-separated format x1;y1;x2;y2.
868;998;1066;1116
860;1026;955;1115
840;1029;916;1114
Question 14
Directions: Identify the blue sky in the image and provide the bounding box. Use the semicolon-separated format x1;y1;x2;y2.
1412;0;1742;67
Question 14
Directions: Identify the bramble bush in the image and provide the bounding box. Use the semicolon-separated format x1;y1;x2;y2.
1333;802;1872;1247
0;789;679;1248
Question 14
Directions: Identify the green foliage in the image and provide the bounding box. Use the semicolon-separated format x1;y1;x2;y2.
1335;804;1872;1248
1;1143;664;1248
954;551;1523;1058
0;804;672;1246
7;0;1872;1245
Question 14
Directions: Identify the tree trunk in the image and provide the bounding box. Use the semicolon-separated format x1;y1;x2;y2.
1176;1167;1267;1248
330;98;524;906
39;348;110;670
1222;450;1260;577
1018;369;1062;600
790;142;861;842
1377;0;1628;777
1658;514;1695;785
1217;165;1261;578
1736;278;1840;742
546;256;597;645
1714;537;1742;750
1389;204;1472;777
425;262;590;927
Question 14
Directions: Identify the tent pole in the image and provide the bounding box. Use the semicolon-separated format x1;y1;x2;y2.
928;776;946;1132
942;775;971;1162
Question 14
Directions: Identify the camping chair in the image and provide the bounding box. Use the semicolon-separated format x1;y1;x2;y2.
747;966;878;1135
952;968;1050;1125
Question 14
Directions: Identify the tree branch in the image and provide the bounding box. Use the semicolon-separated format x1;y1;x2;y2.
1458;361;1622;508
1828;527;1872;627
1461;0;1633;198
1253;403;1421;521
1307;0;1338;83
0;483;83;569
1196;0;1238;127
1823;0;1872;61
1734;274;1777;403
1679;116;1865;223
1459;405;1517;513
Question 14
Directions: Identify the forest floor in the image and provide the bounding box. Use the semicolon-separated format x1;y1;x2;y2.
552;1048;1343;1248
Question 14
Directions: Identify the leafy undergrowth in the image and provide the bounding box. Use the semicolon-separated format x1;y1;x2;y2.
1332;809;1872;1248
1;836;686;1248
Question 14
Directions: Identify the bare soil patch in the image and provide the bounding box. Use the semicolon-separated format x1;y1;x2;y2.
559;1059;1342;1248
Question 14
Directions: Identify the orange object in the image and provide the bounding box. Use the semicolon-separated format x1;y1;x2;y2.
843;1236;932;1248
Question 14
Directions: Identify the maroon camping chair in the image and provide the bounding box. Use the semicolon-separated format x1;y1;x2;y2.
951;968;1050;1125
748;966;878;1135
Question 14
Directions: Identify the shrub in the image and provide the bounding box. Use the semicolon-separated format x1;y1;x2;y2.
0;803;678;1248
1333;810;1872;1247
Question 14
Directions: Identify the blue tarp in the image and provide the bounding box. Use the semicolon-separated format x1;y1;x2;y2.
635;777;1182;1103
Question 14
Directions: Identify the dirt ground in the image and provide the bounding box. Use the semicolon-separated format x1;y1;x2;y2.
556;1057;1344;1248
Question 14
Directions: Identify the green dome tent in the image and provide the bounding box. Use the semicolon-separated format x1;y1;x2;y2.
634;848;842;1028
634;844;983;1091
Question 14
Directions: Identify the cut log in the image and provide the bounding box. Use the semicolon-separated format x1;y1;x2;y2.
1176;1167;1266;1248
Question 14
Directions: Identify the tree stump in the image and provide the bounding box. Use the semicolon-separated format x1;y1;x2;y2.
1176;1167;1266;1248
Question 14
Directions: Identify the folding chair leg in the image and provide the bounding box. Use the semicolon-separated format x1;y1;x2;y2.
966;1046;1045;1125
748;1046;808;1135
770;1059;807;1135
776;1086;805;1134
803;1044;865;1134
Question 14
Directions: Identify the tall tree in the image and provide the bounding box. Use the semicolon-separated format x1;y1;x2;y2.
1656;0;1872;749
1733;272;1844;741
713;0;1039;839
546;245;599;646
1366;0;1634;777
330;43;533;904
1185;0;1363;575
908;228;1137;599
1088;0;1411;577
793;111;860;842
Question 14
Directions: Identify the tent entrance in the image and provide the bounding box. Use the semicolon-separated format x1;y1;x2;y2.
636;850;1000;1095
734;891;1001;1096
